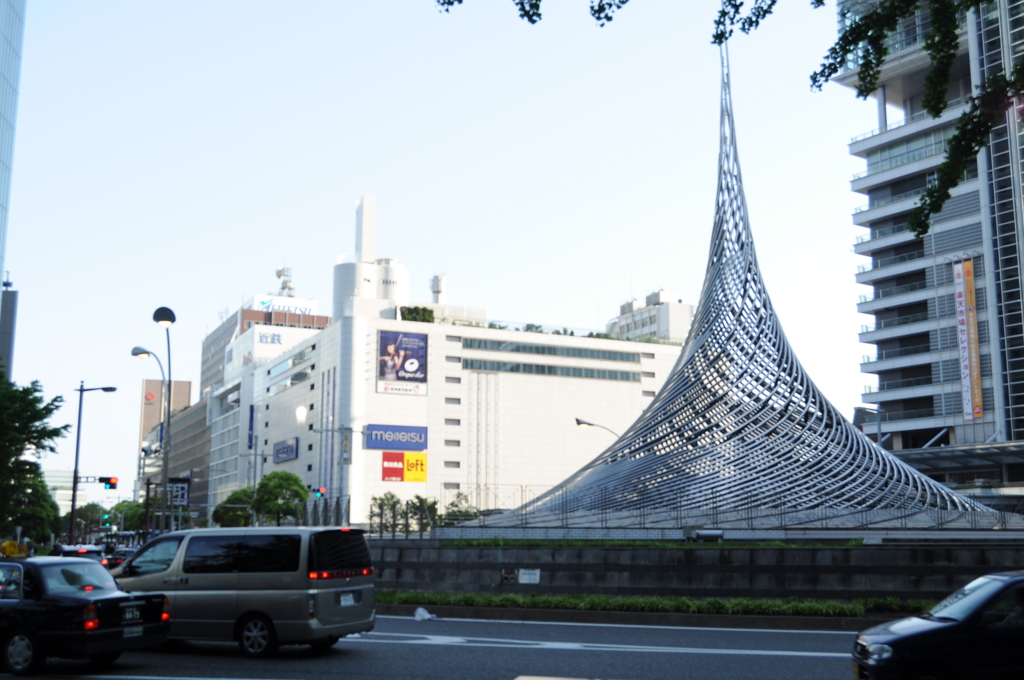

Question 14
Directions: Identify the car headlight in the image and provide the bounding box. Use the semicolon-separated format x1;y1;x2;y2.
865;643;894;662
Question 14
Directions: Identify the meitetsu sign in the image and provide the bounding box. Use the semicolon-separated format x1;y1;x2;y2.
365;424;428;451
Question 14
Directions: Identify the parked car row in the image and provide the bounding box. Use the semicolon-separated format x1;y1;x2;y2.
1;527;375;673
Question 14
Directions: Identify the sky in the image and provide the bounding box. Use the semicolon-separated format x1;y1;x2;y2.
8;0;879;508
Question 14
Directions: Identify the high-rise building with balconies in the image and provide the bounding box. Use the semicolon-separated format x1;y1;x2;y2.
839;1;1024;491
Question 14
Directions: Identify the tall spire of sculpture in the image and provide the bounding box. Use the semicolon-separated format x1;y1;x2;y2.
503;47;991;528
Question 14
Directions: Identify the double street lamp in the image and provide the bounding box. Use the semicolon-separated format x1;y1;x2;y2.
69;382;117;544
131;306;176;532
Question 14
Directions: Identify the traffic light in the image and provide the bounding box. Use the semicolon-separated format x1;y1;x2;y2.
102;514;111;526
315;487;326;498
98;477;118;489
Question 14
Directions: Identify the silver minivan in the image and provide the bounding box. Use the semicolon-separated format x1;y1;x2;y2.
110;527;374;657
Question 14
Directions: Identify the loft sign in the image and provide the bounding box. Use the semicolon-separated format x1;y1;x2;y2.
365;424;428;451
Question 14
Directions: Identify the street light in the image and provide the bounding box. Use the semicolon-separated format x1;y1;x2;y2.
141;306;175;532
574;417;620;438
132;346;166;532
69;382;117;544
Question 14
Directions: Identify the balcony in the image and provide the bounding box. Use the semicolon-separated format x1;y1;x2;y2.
862;344;932;364
856;222;911;244
857;249;926;273
863;376;934;393
859;408;936;423
862;312;931;334
859;280;929;303
850;97;969;144
853;168;978;214
853;139;950;180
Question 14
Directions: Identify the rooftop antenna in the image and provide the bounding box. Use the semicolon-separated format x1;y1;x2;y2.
274;267;294;297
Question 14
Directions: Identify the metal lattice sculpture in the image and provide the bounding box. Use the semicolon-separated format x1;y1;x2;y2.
498;51;994;529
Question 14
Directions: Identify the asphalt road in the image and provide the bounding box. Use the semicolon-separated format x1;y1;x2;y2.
37;615;858;680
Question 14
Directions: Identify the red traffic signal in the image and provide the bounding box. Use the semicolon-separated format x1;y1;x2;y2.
315;487;326;498
98;476;118;489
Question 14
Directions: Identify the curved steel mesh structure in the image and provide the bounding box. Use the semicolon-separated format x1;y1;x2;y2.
503;52;994;529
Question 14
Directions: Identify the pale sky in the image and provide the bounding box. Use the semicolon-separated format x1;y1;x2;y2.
9;0;878;507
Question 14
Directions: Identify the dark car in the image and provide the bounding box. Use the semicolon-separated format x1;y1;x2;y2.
59;545;108;567
107;547;137;569
852;571;1024;680
0;557;169;675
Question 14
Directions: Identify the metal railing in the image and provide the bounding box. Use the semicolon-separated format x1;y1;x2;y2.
862;344;932;363
859;280;929;303
858;249;926;273
854;168;978;214
856;222;911;244
853;139;950;180
864;376;933;393
859;408;936;423
850;97;969;143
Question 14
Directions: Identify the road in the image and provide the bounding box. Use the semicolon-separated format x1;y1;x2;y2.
39;615;857;680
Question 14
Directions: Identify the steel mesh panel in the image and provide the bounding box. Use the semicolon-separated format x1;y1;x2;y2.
516;51;986;523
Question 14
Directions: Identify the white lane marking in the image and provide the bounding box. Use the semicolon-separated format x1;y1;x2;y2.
344;632;849;658
376;614;859;636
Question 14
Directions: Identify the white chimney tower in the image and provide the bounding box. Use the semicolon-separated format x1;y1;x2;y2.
355;195;377;263
431;275;447;304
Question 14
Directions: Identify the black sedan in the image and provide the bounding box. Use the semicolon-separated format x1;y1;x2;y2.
0;557;169;674
852;570;1024;680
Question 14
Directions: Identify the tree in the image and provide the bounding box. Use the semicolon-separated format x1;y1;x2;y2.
439;0;1008;236
0;372;68;538
212;487;254;527
369;491;402;533
61;502;107;540
110;500;146;532
7;465;60;543
252;473;308;526
440;492;480;525
400;306;436;323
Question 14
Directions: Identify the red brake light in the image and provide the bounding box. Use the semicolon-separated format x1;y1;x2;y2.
100;559;108;566
77;549;88;553
340;528;350;532
162;596;170;622
308;567;374;580
83;603;99;631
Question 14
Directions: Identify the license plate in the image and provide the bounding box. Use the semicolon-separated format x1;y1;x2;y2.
122;607;141;622
338;592;356;607
123;626;143;638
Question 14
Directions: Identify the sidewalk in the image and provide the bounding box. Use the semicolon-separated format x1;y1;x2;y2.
375;603;898;632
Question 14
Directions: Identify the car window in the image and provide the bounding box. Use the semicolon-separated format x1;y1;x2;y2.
309;529;371;571
928;576;1006;621
41;563;117;593
183;535;244;574
981;586;1024;628
128;537;183;575
239;534;301;573
0;564;23;600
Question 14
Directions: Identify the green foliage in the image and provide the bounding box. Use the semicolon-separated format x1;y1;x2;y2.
377;590;873;617
487;321;508;330
369;491;403;533
440;492;480;525
253;472;308;526
400;306;435;323
524;323;545;333
62;502;107;537
109;500;146;532
7;465;60;542
213;487;254;527
586;332;613;339
0;373;68;538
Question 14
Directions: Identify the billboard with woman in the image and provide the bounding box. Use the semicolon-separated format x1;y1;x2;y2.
377;330;428;395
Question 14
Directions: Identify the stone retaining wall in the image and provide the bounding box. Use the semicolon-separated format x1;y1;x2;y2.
369;541;1024;600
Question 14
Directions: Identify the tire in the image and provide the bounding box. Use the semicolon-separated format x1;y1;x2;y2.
309;636;339;651
3;631;45;676
237;615;278;658
90;651;123;668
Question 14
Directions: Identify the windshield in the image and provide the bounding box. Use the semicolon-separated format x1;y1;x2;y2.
41;562;118;594
926;576;1005;621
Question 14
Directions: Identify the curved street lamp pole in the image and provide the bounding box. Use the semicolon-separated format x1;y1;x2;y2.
132;345;165;534
574;417;620;439
152;307;176;532
69;382;117;544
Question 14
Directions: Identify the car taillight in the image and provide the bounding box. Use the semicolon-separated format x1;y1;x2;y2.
308;593;316;620
161;596;170;622
307;567;374;580
100;559;108;566
83;603;99;631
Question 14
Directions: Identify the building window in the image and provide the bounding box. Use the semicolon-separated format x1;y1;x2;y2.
265;404;269;410
462;359;641;383
642;371;655;378
445;440;461;447
308;444;313;451
446;336;462;342
444;461;461;468
264;439;268;445
310;383;315;390
445;397;462;405
446;356;461;363
445;418;461;426
265;422;269;428
641;352;655;359
307;464;312;471
308;424;314;431
446;376;462;384
463;338;640;363
643;390;656;397
443;482;461;490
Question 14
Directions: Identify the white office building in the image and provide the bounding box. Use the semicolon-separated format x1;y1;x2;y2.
606;290;697;344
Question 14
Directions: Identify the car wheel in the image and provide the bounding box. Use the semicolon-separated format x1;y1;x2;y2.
237;615;279;658
90;651;122;668
309;636;339;651
3;631;45;675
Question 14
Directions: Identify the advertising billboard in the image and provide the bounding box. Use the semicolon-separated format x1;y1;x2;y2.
377;330;428;395
365;424;428;451
273;437;299;464
381;451;427;482
954;260;984;419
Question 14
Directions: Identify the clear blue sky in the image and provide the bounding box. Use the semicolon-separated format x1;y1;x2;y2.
9;1;877;507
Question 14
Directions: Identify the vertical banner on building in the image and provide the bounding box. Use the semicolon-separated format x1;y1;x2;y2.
377;330;428;395
247;405;254;450
954;261;984;419
964;259;984;418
